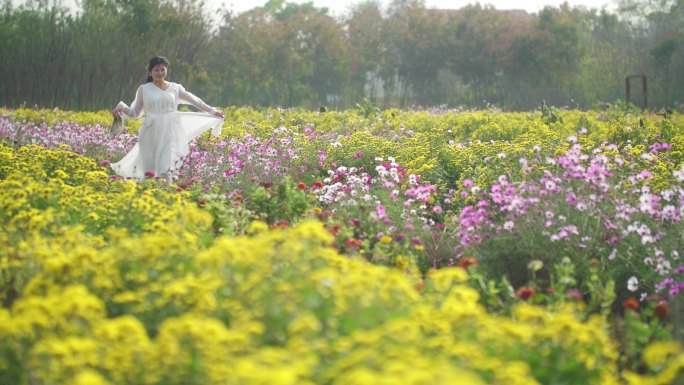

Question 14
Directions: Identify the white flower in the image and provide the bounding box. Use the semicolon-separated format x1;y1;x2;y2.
608;249;617;260
528;260;543;271
674;164;684;182
503;221;515;230
641;235;654;245
627;276;639;292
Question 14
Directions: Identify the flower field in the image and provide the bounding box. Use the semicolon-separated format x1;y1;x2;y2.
1;105;683;384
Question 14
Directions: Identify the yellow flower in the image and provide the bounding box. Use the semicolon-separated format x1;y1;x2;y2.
394;255;409;269
53;169;69;179
288;313;322;336
642;341;681;370
247;220;269;234
427;268;468;293
73;369;111;385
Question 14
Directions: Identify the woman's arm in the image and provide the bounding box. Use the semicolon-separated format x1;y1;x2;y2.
112;85;144;119
178;84;224;118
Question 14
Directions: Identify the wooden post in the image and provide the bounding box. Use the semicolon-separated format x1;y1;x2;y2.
625;75;647;110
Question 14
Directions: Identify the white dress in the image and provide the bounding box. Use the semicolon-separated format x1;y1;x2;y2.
111;82;223;180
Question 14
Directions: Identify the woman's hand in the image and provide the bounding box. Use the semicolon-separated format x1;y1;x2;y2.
112;105;123;119
214;110;225;118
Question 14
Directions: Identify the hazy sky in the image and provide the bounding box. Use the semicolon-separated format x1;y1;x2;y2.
211;0;618;16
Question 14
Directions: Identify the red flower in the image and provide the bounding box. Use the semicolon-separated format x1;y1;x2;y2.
296;182;306;190
271;220;290;229
312;181;324;189
654;302;669;319
458;257;478;270
345;239;362;248
234;195;244;202
516;287;536;301
622;298;639;311
197;199;207;207
327;224;341;236
259;181;273;188
144;171;156;178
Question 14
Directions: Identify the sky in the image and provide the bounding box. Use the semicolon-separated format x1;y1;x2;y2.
212;0;618;16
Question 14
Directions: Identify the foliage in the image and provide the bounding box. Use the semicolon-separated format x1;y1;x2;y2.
1;107;684;384
2;144;680;385
2;0;684;110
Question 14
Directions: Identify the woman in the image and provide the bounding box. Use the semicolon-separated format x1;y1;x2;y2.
111;56;225;183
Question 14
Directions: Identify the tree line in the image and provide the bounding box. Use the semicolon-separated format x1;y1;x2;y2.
1;0;682;111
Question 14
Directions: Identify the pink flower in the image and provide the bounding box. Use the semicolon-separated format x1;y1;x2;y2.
144;171;156;178
566;289;583;301
376;204;387;219
99;160;111;167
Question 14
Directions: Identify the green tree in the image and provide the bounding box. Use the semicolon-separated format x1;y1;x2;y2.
504;4;586;108
344;1;385;105
444;5;531;108
384;0;451;107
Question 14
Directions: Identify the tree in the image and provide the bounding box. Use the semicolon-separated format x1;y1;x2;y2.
504;4;586;108
344;0;385;104
383;0;451;107
207;0;349;107
444;5;532;108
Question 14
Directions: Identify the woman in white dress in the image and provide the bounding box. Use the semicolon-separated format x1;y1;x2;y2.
111;56;225;183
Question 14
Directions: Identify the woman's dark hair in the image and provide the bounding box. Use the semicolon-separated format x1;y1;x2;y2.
146;56;171;83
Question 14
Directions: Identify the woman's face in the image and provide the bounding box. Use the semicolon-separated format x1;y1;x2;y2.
150;64;168;82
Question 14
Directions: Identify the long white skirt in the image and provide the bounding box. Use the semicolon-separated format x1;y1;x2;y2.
111;111;223;180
